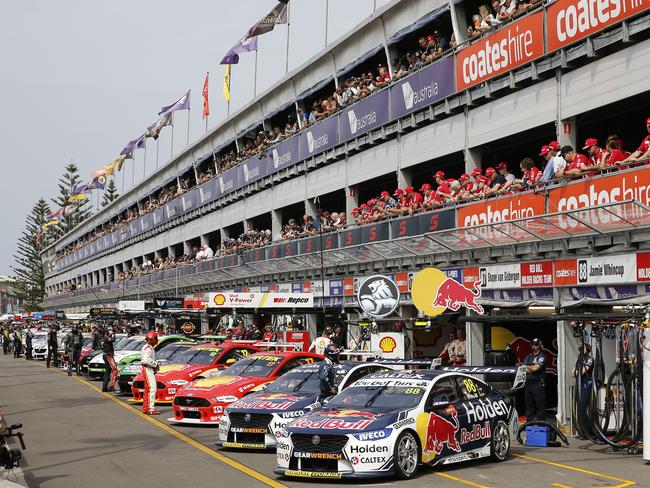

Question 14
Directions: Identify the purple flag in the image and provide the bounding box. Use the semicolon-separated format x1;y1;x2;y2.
120;134;147;158
246;1;289;38
159;90;190;115
220;36;258;65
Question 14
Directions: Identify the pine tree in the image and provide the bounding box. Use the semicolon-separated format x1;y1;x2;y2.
101;178;119;207
11;199;51;312
50;163;92;237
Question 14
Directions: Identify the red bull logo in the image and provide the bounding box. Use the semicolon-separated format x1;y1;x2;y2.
423;409;461;456
412;268;485;317
319;409;377;420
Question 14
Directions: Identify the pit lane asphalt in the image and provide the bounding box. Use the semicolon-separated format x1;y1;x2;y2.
0;354;644;488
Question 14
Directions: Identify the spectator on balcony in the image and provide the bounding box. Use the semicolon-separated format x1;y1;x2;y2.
434;171;453;203
540;145;556;182
376;64;391;87
478;4;500;32
496;162;515;182
484;167;506;196
459;174;476;198
420;183;437;210
519;157;542;189
377;190;399;217
620;118;650;165
582;138;608;169
404;186;423;215
561;146;590;177
604;135;629;167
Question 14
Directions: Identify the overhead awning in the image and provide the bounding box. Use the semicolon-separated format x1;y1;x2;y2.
336;45;385;79
296;77;334;101
386;4;450;47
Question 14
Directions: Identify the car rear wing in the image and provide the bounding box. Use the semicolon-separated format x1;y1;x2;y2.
222;340;304;351
370;358;527;391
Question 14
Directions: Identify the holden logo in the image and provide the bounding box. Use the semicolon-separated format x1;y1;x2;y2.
244;414;251;422
357;275;400;318
312;435;320;446
401;81;415;110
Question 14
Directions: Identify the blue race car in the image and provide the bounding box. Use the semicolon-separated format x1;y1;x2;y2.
274;367;522;480
218;361;395;450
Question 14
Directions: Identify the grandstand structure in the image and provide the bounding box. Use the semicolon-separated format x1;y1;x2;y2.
41;0;650;423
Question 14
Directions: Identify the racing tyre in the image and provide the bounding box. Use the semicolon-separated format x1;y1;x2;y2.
490;420;510;461
393;431;420;480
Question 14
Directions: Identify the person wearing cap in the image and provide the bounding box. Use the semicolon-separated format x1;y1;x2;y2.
548;140;561;153
420;183;437;209
519;157;542;189
351;207;361;223
473;176;490;198
620;117;650;165
583;138;607;169
379;190;400;217
604;135;629;168
404;186;423;215
375;64;391;86
434;171;453;203
484;167;507;196
496;162;515;182
561;145;590;177
523;338;547;421
573;342;594;435
539;145;556;182
458;173;476;199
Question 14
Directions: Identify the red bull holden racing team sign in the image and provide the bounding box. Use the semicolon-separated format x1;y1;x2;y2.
412;267;484;316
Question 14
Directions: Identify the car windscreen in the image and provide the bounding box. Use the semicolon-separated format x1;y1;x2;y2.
328;384;425;409
114;337;131;349
83;338;93;347
266;368;347;395
173;347;224;365
121;338;145;351
156;344;193;360
225;355;283;378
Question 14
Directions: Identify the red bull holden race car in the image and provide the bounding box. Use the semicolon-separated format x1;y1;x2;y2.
275;366;523;480
218;361;397;450
170;351;323;425
130;343;260;404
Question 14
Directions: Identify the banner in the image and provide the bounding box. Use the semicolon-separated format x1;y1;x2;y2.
457;192;546;227
553;255;637;286
298;115;338;160
118;300;146;311
547;0;649;51
339;88;390;143
456;11;545;91
207;292;314;308
239;156;268;185
266;135;300;174
390;56;455;118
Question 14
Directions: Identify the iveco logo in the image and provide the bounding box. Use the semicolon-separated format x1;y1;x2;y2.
312;435;320;446
244;414;251;422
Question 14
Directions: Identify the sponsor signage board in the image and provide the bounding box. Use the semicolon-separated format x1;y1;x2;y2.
153;297;185;309
547;0;650;51
412;267;484;316
553;254;637;286
207;292;314;309
118;300;146;311
266;135;300;174
390;56;455;118
456;11;545;91
357;275;401;318
299;115;338;159
238;156;268;186
339;88;390;143
457;192;546;227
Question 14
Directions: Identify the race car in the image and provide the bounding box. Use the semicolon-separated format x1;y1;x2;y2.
130;343;260;404
31;332;49;360
170;351;323;425
218;361;396;450
117;340;199;394
79;334;127;374
274;368;520;480
87;335;189;380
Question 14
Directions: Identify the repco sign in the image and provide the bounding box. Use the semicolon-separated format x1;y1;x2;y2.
456;11;544;90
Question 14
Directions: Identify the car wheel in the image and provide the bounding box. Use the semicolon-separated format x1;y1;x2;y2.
393;431;420;479
490;420;510;461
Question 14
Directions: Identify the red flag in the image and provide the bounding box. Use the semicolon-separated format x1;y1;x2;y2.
202;72;210;119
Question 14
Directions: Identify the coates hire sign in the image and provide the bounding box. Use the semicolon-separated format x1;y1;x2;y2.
547;0;649;51
207;292;314;309
456;11;545;90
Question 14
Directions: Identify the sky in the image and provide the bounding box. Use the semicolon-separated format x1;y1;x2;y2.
0;0;391;275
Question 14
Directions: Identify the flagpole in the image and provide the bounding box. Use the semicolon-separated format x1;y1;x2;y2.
325;0;329;47
143;145;147;180
156;139;160;168
285;2;291;75
170;112;175;158
131;154;135;188
186;91;191;146
227;66;232;117
254;47;259;98
121;165;126;194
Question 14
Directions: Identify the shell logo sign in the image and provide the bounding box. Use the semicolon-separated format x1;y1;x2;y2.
379;336;397;353
213;294;226;306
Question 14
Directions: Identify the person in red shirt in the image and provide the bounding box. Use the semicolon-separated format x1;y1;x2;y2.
420;183;438;209
393;188;408;216
459;174;475;199
582;138;607;171
404;186;423;214
548;141;561;153
351;207;360;223
519;157;542;189
620;118;650;165
474;176;489;198
434;170;452;203
604;136;628;168
375;64;391;87
562;146;590;177
379;190;401;218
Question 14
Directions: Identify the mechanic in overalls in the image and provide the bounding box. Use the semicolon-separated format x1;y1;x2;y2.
524;338;547;421
141;331;160;415
573;342;594;435
318;344;341;404
102;327;118;392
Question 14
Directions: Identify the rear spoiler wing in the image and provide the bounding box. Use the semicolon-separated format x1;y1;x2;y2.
370;359;527;391
221;340;304;351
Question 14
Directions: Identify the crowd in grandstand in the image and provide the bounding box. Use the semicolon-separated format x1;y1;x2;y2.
467;0;542;37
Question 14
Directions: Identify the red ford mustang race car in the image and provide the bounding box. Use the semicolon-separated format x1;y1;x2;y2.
131;343;260;404
170;351;322;425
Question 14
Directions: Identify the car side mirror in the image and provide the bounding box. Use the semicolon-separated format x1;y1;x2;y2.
225;359;236;365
